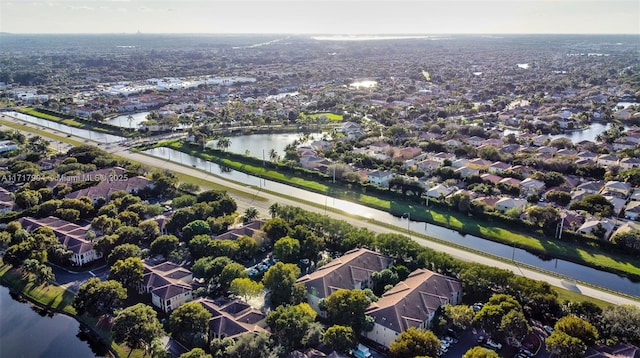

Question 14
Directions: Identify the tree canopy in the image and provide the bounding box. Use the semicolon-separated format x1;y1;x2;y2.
112;303;164;352
389;327;440;358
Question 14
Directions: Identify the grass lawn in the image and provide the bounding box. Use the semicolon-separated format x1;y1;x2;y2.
160;140;640;281
553;286;613;309
300;112;343;121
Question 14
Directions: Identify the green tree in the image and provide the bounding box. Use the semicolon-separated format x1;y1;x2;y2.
192;256;233;284
463;346;500;358
554;314;599;346
473;294;529;341
273;236;300;263
545;331;587;358
112;303;164;353
169;302;213;347
546;190;572;207
73;278;127;316
389;327;441;358
324;289;372;332
109;257;144;290
263;218;291;242
140;220;160;241
225;331;281;358
323;325;357;353
600;304;640;344
182;220;211;242
243;206;259;223
569;194;614;217
235;235;258;260
219;262;248;289
372;269;399;295
262;262;301;306
180;348;212;358
230;278;264;302
444;304;475;329
107;243;142;266
266;303;316;350
150;235;180;257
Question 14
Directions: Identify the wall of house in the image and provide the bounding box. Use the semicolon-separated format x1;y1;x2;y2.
72;249;102;266
365;322;401;348
166;291;193;312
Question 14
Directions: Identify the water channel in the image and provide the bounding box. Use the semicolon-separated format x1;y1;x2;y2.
0;285;109;357
5;111;125;144
503;122;619;144
144;146;640;298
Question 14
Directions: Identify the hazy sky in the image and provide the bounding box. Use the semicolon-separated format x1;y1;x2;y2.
1;0;639;35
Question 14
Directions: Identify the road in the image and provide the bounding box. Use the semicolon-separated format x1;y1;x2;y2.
2;112;639;307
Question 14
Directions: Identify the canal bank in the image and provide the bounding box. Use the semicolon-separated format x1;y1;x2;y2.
140;144;640;298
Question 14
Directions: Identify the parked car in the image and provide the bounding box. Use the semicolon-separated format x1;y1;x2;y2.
484;338;502;350
543;325;554;334
519;349;534;357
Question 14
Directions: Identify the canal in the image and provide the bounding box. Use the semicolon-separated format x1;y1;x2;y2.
144;146;640;298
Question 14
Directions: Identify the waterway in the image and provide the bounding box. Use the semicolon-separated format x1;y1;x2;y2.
4;111;125;144
0;285;109;357
105;111;150;128
504;122;621;144
207;131;325;158
143;146;640;298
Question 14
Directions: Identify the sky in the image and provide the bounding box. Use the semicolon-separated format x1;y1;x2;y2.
1;0;639;35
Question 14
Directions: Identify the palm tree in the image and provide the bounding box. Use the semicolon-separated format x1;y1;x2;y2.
243;207;259;223
269;148;278;162
268;203;280;218
216;137;231;152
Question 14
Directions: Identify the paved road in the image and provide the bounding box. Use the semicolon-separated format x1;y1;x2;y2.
2;113;639;307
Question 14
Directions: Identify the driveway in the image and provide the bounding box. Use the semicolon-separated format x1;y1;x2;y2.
49;263;109;293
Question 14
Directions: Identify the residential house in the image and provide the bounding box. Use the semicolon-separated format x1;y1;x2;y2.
499;177;521;188
369;141;391;154
297;248;393;316
619;157;640;170
466;136;485;146
537;146;558;155
481;173;502;185
604;195;627;217
456;166;480;178
576;151;598;160
596;154;619;168
488;161;511;175
451;158;469;169
19;216;102;266
367;170;394;187
555;148;577;157
629;189;640;202
310;140;333;152
520;178;545;195
364;269;462;348
139;261;193;313
473;196;500;209
625;201;640;221
0;140;18;153
532;134;551;146
601;181;632;199
65;175;155;203
197;297;267;339
300;155;331;170
416;159;441;172
466;158;492;171
213;220;265;241
577;220;615;240
426;184;454;199
577;180;605;194
430;152;456;164
393;147;422;160
0;187;14;214
495;197;528;213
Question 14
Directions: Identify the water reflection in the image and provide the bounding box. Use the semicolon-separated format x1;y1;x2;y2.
144;146;640;297
4;111;125;144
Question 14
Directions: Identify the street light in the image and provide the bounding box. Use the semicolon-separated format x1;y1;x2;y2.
402;212;411;239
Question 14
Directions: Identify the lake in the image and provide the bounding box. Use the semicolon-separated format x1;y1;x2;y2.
504;122;620;143
207;132;325;158
104;112;150;128
0;285;110;358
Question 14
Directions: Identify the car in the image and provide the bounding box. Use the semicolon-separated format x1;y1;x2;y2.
446;328;459;339
477;336;486;344
543;325;554;334
484;338;502;350
442;336;453;344
519;349;534;357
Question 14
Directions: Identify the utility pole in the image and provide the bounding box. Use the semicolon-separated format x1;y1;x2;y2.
403;212;411;239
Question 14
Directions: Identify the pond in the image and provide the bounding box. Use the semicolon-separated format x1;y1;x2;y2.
143;146;640;298
504;122;623;144
207;131;325;158
104;112;150;128
0;285;110;358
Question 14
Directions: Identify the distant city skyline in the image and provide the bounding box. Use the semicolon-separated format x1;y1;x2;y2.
1;0;639;35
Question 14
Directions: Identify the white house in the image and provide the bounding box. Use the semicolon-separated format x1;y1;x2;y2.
426;184;454;199
0;140;19;153
520;178;545;195
495;197;528;213
577;220;616;240
367;170;394;187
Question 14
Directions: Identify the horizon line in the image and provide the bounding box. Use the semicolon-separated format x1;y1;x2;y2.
1;32;639;36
